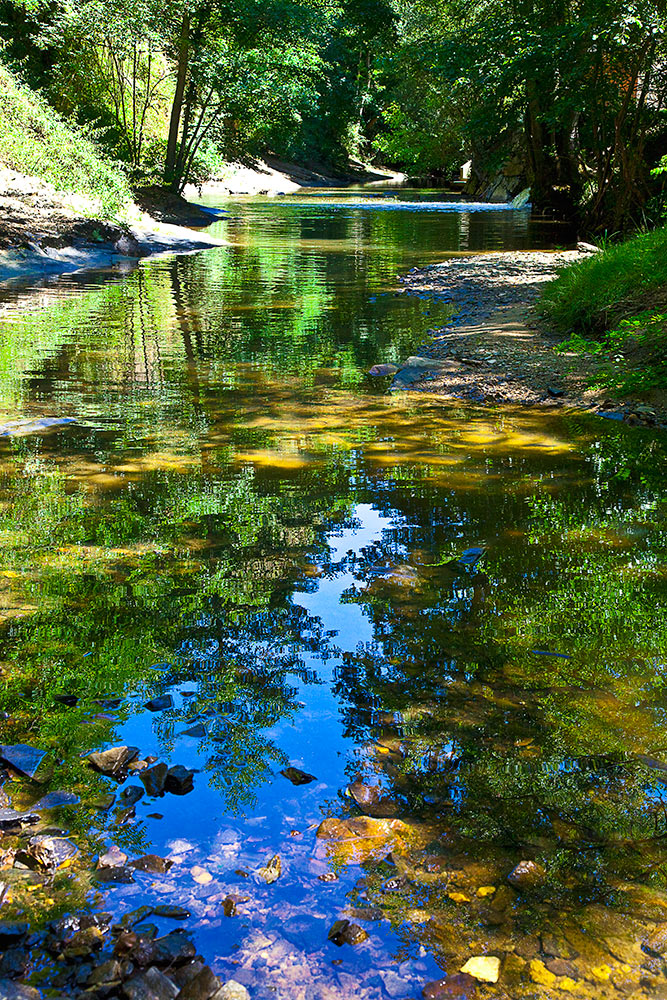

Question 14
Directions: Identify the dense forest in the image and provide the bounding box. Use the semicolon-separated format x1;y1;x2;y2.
1;0;667;230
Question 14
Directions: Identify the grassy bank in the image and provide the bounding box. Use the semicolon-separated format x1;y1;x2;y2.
0;63;132;219
540;227;667;396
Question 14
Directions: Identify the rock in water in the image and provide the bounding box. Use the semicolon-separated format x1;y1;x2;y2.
0;807;39;832
140;762;169;796
165;765;195;795
422;975;477;998
459;957;500;984
507;859;546;891
130;854;173;874
121;786;145;807
255;854;281;884
644;923;667;955
123;966;178;1000
327;919;368;946
214;983;249;1000
144;695;174;712
19;835;78;871
347;779;399;817
97;845;128;868
32;790;80;810
0;980;42;1000
176;965;221;1000
280;767;316;785
87;745;139;779
368;363;400;376
0;744;47;779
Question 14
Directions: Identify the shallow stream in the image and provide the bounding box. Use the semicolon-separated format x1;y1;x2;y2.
0;188;666;999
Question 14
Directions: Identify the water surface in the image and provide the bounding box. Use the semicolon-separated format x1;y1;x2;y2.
0;189;665;999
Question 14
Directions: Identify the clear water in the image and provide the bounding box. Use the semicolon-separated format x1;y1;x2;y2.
0;189;665;999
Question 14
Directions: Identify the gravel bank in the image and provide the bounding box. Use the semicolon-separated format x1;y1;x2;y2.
389;250;665;428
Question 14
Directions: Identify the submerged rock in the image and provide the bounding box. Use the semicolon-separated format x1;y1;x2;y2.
213;982;249;1000
18;835;78;871
175;965;221;1000
0;980;41;1000
130;854;173;874
369;363;400;376
145;695;174;712
422;976;477;999
347;779;399;817
327;919;368;946
123;967;179;1000
507;859;546;891
0;807;39;832
140;762;169;797
120;786;145;807
459;957;500;984
165;765;195;796
97;845;128;868
0;743;47;779
644;923;667;955
32;790;79;810
87;745;139;779
255;854;281;884
280;766;316;785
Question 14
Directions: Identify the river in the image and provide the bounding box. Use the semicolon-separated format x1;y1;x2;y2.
0;187;666;999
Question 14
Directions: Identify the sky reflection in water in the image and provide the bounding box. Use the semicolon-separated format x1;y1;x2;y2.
0;190;665;998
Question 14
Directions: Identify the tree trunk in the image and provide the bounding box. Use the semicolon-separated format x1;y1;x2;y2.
164;13;190;189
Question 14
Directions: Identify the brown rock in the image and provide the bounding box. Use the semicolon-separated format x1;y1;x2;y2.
123;967;179;1000
175;966;221;1000
507;859;546;890
422;974;477;998
87;745;139;779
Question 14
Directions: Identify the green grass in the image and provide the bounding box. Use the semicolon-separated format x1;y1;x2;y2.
0;63;132;219
540;226;667;333
540;226;667;397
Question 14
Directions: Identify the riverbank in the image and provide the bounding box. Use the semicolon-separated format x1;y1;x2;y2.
0;168;227;287
388;249;666;428
184;157;404;198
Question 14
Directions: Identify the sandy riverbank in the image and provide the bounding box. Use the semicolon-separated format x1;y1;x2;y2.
0;167;227;287
386;250;665;429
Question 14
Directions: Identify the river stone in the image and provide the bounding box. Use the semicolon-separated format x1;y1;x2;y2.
422;975;477;998
130;854;173;874
0;923;28;945
32;790;79;810
0;980;41;1000
153;905;191;920
644;923;667;955
212;983;249;1000
145;695;174;712
141;762;169;796
175;965;221;1000
87;745;139;779
22;834;78;870
117;906;154;930
255;853;281;884
120;785;145;808
507;859;546;890
181;724;206;738
0;744;47;779
459;956;500;983
149;930;196;966
368;363;400;376
0;807;39;831
0;948;28;978
544;956;579;978
98;845;128;868
62;925;105;957
123;967;179;1000
165;765;195;795
280;767;316;785
347;779;399;818
88;959;123;985
96;864;135;884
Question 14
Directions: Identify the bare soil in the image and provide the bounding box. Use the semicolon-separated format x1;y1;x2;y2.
395;250;666;428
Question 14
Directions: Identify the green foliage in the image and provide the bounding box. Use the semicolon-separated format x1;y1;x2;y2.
0;62;132;216
541;227;667;333
556;312;667;394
